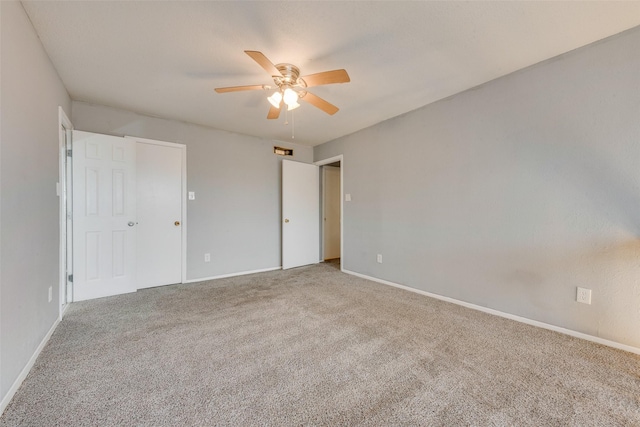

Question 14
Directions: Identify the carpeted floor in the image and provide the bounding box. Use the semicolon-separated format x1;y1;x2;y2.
2;261;639;426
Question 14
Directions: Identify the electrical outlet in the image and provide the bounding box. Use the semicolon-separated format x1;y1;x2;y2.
48;286;53;302
377;254;383;263
577;287;592;304
204;253;211;262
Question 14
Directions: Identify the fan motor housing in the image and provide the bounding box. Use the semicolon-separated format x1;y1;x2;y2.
274;63;306;88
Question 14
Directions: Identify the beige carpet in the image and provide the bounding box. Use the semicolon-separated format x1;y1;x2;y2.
2;261;639;426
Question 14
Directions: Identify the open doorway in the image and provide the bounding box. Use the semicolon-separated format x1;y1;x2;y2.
316;155;343;271
323;163;341;261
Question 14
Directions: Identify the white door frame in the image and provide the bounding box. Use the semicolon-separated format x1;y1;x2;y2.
58;107;73;318
125;136;188;284
315;155;344;272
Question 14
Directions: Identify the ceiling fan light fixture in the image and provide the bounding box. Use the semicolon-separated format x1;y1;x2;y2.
267;91;282;108
283;87;298;106
286;100;300;111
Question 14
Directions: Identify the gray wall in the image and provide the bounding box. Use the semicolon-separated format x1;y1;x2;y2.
1;1;72;401
71;101;313;280
315;27;640;349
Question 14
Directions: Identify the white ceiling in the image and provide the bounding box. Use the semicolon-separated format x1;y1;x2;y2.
22;1;640;147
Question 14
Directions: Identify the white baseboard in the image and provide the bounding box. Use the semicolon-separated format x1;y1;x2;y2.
184;266;281;284
59;301;70;321
1;317;61;414
343;269;640;356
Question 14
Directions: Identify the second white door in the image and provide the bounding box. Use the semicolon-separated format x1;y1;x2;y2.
136;140;183;289
282;160;319;270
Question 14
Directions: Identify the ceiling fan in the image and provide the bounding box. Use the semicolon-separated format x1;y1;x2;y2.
215;51;350;119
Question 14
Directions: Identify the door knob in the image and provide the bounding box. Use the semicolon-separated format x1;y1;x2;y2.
174;221;181;226
284;219;290;223
128;221;135;227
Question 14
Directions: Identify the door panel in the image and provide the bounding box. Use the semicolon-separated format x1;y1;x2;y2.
282;160;319;269
72;131;137;301
136;142;183;288
113;231;126;277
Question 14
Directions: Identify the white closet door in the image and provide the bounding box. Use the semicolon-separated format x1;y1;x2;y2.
136;142;183;289
72;131;137;301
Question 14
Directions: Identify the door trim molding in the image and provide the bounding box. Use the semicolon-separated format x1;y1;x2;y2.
58;106;73;317
314;155;344;272
125;136;188;284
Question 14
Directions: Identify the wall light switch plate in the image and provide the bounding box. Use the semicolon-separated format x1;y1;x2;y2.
188;192;195;200
345;193;351;202
377;254;383;263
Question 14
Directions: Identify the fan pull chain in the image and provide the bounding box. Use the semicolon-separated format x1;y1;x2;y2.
282;109;294;139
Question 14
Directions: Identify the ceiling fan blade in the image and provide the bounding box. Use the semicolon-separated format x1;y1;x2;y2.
214;85;265;93
301;69;350;87
245;50;283;77
267;101;282;120
301;91;339;115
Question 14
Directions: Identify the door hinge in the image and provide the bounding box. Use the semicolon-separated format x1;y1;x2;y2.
68;274;73;283
66;149;72;157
